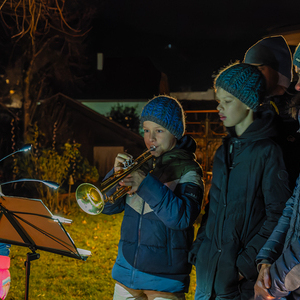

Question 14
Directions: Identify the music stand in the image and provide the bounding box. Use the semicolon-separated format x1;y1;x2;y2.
0;194;91;300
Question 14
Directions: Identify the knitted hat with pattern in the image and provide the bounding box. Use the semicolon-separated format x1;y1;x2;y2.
293;44;300;68
140;95;185;139
214;63;266;111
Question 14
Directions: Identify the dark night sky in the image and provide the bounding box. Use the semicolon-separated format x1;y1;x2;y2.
80;0;300;99
2;0;300;99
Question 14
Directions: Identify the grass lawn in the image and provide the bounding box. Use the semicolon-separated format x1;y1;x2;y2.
6;202;197;299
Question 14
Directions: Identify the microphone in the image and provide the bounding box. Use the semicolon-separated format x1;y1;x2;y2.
0;144;32;163
0;179;59;190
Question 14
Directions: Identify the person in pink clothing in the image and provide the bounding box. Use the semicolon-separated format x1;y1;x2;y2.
0;243;10;299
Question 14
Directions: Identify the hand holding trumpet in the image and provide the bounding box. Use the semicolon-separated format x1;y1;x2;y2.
114;153;133;172
114;153;146;194
119;170;146;195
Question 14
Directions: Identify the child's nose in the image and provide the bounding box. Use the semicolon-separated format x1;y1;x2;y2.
217;103;223;111
149;132;156;141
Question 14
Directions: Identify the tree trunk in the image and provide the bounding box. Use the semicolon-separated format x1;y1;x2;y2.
23;54;35;142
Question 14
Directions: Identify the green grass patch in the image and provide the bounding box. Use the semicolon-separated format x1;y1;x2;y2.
7;203;197;299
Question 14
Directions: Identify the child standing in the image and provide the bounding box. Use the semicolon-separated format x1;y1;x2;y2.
102;95;204;300
189;63;290;300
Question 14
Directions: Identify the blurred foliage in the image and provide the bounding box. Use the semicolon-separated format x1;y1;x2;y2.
0;0;98;139
107;104;141;135
13;123;99;212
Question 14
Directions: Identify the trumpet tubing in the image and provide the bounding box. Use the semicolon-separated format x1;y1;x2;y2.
76;146;156;215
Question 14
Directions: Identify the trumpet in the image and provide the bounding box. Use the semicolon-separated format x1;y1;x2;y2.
76;146;156;215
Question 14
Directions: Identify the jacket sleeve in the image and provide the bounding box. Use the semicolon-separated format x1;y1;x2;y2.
268;238;300;298
137;171;204;230
236;144;291;280
256;179;299;264
101;168;126;215
188;202;209;265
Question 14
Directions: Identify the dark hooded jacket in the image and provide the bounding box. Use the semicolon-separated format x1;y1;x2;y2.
261;87;300;191
189;111;290;300
102;135;204;293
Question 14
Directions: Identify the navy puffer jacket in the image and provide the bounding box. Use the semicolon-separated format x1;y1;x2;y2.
102;135;204;293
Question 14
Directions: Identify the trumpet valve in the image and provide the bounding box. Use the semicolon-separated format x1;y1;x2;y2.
123;158;134;169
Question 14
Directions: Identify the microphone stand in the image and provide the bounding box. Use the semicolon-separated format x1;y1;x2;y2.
0;194;90;300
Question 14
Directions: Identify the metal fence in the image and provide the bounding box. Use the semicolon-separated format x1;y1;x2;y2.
185;109;226;205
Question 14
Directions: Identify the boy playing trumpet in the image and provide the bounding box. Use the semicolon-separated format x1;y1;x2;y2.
102;95;204;300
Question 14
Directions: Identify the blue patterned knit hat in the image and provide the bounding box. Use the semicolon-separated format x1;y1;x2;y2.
214;63;266;111
293;44;300;68
140;95;185;139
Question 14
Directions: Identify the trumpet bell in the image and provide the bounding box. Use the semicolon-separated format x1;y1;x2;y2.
75;146;156;215
76;183;105;215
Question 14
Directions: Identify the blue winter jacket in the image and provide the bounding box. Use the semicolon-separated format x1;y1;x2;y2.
257;175;300;299
102;136;204;293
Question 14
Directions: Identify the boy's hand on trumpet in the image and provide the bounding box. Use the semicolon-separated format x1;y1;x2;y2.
114;152;146;194
114;153;133;172
119;170;146;195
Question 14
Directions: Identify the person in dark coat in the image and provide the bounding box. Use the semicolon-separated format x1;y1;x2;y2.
253;46;300;300
189;63;291;300
244;35;292;98
102;95;204;300
244;35;300;190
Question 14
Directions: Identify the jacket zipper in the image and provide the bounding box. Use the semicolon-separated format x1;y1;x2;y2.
167;228;172;265
130;156;155;285
130;200;145;286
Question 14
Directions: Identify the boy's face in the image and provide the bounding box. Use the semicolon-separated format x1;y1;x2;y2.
216;88;253;136
143;121;177;157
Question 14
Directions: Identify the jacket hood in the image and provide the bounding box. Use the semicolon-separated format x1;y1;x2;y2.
157;135;197;166
226;109;277;141
175;135;197;152
141;135;198;174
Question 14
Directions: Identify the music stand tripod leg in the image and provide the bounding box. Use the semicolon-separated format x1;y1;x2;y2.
25;252;40;300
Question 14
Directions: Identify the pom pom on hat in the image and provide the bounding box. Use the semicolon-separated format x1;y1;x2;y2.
214;63;266;111
140;95;185;139
293;43;300;69
244;35;292;88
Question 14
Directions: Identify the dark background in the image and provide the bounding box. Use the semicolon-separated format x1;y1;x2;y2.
80;0;300;99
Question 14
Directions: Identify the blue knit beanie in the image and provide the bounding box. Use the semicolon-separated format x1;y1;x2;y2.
214;63;266;111
244;35;292;88
140;95;185;139
293;44;300;68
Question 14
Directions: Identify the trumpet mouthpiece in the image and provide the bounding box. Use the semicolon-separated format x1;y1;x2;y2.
150;146;156;151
